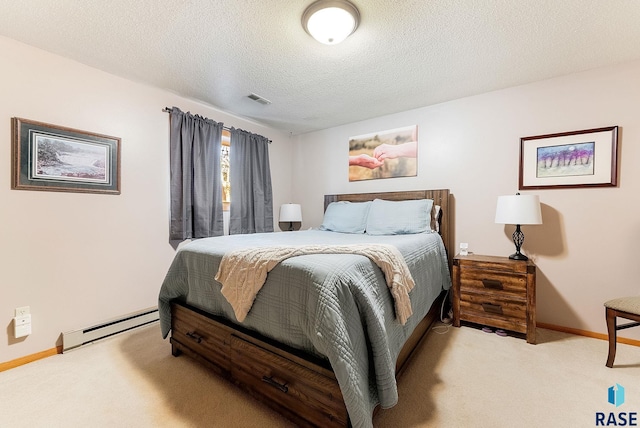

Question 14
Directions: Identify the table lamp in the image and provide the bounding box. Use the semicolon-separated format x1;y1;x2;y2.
495;193;542;260
279;204;302;231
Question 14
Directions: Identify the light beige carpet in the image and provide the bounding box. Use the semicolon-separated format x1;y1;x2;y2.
1;322;638;427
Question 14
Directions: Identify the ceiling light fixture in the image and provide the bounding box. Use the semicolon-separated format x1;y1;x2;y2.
302;0;360;45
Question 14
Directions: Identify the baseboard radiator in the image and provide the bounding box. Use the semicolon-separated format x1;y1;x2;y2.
62;307;159;352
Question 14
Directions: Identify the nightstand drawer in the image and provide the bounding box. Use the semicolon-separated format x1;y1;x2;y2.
459;268;526;300
459;311;527;334
459;293;526;322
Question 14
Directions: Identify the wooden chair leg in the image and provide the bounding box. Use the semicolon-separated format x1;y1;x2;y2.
606;308;617;368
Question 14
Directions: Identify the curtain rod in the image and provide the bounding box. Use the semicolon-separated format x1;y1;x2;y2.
163;107;271;143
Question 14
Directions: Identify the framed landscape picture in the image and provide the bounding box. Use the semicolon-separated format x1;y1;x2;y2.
519;126;618;190
12;118;121;194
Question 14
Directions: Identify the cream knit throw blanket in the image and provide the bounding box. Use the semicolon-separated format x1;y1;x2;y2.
215;244;415;324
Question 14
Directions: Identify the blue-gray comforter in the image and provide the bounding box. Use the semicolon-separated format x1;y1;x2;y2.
158;230;451;428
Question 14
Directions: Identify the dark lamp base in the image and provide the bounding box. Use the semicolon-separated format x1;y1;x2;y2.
509;252;529;261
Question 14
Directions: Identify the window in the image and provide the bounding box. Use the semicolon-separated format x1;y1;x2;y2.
221;129;230;211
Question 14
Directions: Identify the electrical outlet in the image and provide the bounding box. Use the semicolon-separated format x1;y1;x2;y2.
15;306;30;317
14;314;32;338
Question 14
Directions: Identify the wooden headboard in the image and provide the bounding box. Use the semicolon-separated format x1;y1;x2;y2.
323;189;451;260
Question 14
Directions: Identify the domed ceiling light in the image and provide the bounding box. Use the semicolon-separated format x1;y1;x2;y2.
302;0;360;45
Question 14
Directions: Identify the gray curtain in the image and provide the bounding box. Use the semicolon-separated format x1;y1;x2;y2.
229;128;273;234
168;107;224;240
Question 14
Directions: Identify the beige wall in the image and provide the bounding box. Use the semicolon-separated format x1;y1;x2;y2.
3;34;638;364
291;59;640;341
0;36;293;362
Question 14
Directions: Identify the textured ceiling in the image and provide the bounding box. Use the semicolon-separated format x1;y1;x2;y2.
1;1;640;135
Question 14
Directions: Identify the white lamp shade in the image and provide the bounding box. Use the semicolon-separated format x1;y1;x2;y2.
302;0;360;45
495;194;542;225
279;204;302;222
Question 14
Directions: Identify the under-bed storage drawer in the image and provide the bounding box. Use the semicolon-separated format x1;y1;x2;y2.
170;303;232;375
170;301;350;427
230;336;348;428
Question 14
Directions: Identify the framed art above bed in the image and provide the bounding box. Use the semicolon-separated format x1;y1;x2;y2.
348;126;418;182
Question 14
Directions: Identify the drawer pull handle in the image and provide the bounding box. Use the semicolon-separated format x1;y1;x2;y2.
481;303;503;315
262;376;289;393
186;331;203;343
482;279;503;290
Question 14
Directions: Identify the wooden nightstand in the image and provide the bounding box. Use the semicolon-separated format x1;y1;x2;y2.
452;254;536;344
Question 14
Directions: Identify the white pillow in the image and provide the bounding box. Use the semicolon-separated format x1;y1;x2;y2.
366;198;433;235
319;201;371;233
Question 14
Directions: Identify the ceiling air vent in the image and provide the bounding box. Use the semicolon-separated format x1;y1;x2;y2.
247;93;272;105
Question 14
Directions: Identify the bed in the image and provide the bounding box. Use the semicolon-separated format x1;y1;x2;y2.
158;189;452;428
